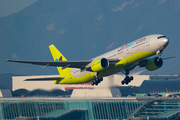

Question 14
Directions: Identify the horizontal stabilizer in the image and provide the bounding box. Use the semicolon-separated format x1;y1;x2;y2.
25;77;64;81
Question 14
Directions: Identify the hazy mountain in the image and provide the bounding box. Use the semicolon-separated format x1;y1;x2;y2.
0;0;180;75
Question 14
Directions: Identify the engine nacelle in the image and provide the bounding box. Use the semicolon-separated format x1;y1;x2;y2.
145;57;163;71
91;58;109;72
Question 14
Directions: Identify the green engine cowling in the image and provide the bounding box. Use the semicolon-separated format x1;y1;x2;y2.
91;58;109;72
145;57;163;71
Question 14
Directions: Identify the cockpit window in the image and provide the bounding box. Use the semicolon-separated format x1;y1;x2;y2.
157;36;166;39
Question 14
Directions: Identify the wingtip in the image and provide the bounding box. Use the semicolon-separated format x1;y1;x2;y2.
6;59;11;62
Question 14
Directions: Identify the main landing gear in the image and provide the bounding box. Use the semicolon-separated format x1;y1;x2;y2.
91;77;103;86
121;76;133;85
121;70;133;85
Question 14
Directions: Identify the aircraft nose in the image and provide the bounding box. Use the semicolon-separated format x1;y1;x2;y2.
162;37;169;48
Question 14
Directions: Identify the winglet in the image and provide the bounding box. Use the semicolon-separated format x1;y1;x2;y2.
6;59;11;62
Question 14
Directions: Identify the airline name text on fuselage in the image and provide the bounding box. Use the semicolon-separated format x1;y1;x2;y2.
118;37;146;52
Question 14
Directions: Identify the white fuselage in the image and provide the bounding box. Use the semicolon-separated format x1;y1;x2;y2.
71;34;169;78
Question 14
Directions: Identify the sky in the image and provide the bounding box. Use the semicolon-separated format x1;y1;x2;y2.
0;0;38;17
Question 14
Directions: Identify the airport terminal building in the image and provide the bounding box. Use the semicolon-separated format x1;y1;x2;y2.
1;97;180;120
0;97;142;120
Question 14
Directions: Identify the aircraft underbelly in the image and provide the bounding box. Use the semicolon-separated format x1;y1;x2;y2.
55;70;95;84
98;51;156;77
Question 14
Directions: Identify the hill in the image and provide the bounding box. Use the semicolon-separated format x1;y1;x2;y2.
0;0;180;75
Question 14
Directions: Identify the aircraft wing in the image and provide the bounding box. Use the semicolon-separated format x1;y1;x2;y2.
6;59;120;69
25;76;64;81
6;59;92;69
162;56;175;60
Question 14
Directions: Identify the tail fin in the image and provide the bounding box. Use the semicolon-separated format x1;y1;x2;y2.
49;44;67;75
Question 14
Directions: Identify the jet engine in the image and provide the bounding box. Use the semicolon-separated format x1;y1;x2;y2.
91;58;109;72
145;57;163;71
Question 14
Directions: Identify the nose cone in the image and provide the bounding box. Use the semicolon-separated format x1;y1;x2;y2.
162;38;169;48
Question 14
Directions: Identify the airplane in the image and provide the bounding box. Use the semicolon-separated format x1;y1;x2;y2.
7;34;170;86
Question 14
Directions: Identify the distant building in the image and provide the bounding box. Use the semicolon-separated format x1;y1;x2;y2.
12;74;180;97
139;80;180;94
12;74;149;97
149;74;178;80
